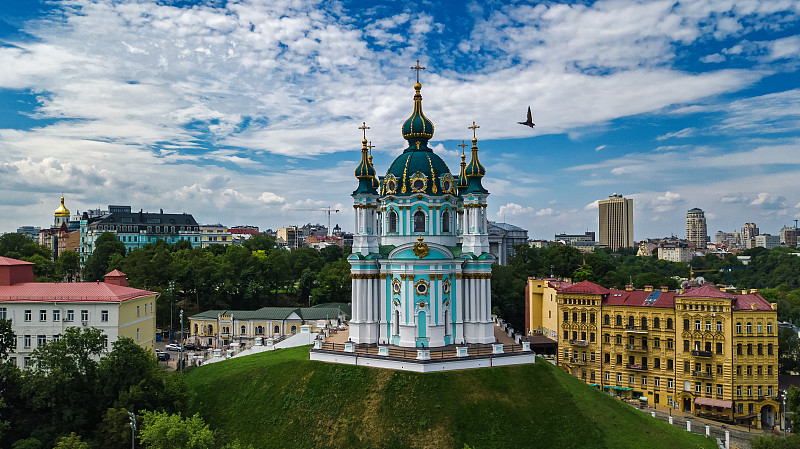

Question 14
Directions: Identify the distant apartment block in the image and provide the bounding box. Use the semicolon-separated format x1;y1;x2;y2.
15;226;41;241
80;205;201;263
686;208;708;250
658;240;692;263
754;234;780;250
598;194;634;251
200;224;232;248
742;223;759;249
779;226;798;248
555;231;597;254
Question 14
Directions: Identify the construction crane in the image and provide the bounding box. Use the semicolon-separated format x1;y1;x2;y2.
291;207;340;236
689;266;717;280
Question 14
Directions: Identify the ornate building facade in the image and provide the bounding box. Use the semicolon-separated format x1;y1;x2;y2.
348;76;494;348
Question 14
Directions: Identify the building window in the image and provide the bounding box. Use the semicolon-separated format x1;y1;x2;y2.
616;335;622;345
629;374;635;384
747;385;752;396
654;358;660;369
617;373;623;382
441;210;450;233
694;320;701;331
684;319;690;330
706;384;712;394
23;357;30;368
53;334;60;342
590;332;595;342
24;310;31;322
137;328;140;341
388;210;398;233
666;318;673;329
616;354;622;364
768;343;774;355
137;306;140;317
39;310;47;322
717;384;723;396
37;335;46;347
604;353;610;363
616;315;622;326
53;309;60;322
667;359;673;370
736;365;742;376
241;325;246;335
604;372;610;381
24;335;31;348
66;310;74;322
737;344;742;355
564;349;569;359
705;321;711;331
695;383;701;393
717;364;723;374
747;365;752;376
604;314;610;325
747;344;753;355
747;322;752;333
654;377;660;387
573;312;578;322
101;310;108;322
81;310;88;322
716;321;722;332
667;378;674;389
684;361;690;373
757;344;763;355
667;339;673;349
642;376;647;386
563;311;568;322
0;307;5;320
413;211;426;233
684;340;690;352
767;322;773;334
736;322;741;333
757;323;762;334
590;352;596;362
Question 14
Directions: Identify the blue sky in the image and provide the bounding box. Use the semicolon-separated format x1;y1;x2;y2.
0;0;798;241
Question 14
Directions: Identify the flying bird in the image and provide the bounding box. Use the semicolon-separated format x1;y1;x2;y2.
518;106;535;128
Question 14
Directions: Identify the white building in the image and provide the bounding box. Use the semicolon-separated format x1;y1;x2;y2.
0;258;158;369
754;234;780;249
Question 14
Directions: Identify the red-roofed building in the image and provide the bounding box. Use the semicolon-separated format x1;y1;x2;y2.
539;279;779;428
0;257;159;369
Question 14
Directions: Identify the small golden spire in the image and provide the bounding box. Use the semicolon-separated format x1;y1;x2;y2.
359;122;370;149
367;141;375;163
469;121;480;140
411;59;426;84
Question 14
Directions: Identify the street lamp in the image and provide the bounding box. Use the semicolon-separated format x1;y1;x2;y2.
169;281;175;338
179;309;184;373
783;389;787;439
127;411;136;449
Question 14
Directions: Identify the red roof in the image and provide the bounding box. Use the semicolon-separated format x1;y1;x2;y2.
733;294;774;312
0;257;33;266
695;397;732;409
105;270;126;277
559;281;609;295
605;289;676;308
0;282;157;303
678;284;734;299
229;228;259;234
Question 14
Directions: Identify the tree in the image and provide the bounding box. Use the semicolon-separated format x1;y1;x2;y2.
778;327;800;374
83;233;126;281
57;250;81;281
311;259;351;304
95;407;138;449
53;432;89;449
0;319;14;360
0;233;51;260
138;411;215;449
21;327;107;445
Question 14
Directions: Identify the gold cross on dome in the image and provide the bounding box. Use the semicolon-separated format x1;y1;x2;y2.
458;140;468;154
469;121;480;139
359;122;370;140
411;59;426;83
367;141;375;154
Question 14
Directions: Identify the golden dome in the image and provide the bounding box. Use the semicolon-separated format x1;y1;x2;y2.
54;196;70;217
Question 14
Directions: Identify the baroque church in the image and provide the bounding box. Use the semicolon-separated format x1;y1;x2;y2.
348;72;494;348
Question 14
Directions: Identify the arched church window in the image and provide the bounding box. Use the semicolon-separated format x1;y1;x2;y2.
393;310;400;336
388;210;398;233
194;324;198;334
274;325;280;334
413;210;426;233
442;210;450;233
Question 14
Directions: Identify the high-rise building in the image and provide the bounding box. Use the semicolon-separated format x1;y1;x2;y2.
742;223;759;248
779;226;798;248
598;194;634;251
686;208;708;250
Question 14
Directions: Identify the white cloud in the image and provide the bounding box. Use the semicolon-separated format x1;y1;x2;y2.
535;208;554;216
498;202;535;217
656;127;696;140
594;144;606;151
700;53;726;63
584;200;599;210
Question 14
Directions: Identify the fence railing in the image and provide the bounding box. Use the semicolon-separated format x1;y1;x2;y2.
317;342;527;360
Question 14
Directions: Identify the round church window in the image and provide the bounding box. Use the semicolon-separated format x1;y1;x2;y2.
392;280;401;294
442;180;451;192
386;180;396;192
413;179;425;191
416;283;428;295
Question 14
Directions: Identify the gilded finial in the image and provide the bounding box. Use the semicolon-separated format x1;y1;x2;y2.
411;59;426;84
367;141;375;162
359;122;370;149
458;140;468;158
469;121;480;140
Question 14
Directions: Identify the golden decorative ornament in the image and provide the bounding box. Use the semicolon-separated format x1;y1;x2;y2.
412;236;430;259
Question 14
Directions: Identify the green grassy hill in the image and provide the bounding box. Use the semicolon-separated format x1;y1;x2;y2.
185;346;716;449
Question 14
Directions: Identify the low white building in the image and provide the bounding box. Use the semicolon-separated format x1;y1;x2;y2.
0;258;159;369
658;241;691;263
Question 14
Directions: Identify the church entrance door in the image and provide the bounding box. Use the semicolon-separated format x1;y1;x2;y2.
416;311;428;347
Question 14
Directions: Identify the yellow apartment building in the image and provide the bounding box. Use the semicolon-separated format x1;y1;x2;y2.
525;278;568;340
548;280;779;428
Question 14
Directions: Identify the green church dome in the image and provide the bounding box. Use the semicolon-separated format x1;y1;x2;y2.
353;138;378;195
401;83;434;142
381;82;455;197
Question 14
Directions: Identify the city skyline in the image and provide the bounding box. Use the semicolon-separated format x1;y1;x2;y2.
1;1;799;240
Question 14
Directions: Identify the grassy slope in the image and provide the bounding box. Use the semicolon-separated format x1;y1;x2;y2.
185;347;716;449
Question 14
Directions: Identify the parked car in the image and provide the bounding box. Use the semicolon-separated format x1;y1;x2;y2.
183;343;197;351
165;343;181;351
155;350;170;361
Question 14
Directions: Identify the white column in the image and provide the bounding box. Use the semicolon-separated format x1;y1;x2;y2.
365;277;372;322
485;278;491;320
470;277;477;322
351;277;357;322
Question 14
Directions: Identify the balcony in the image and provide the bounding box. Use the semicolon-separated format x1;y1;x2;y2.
625;344;649;352
691;349;713;358
692;371;713;379
625;325;648;333
569;339;589;347
570;358;588;365
627;363;647;371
